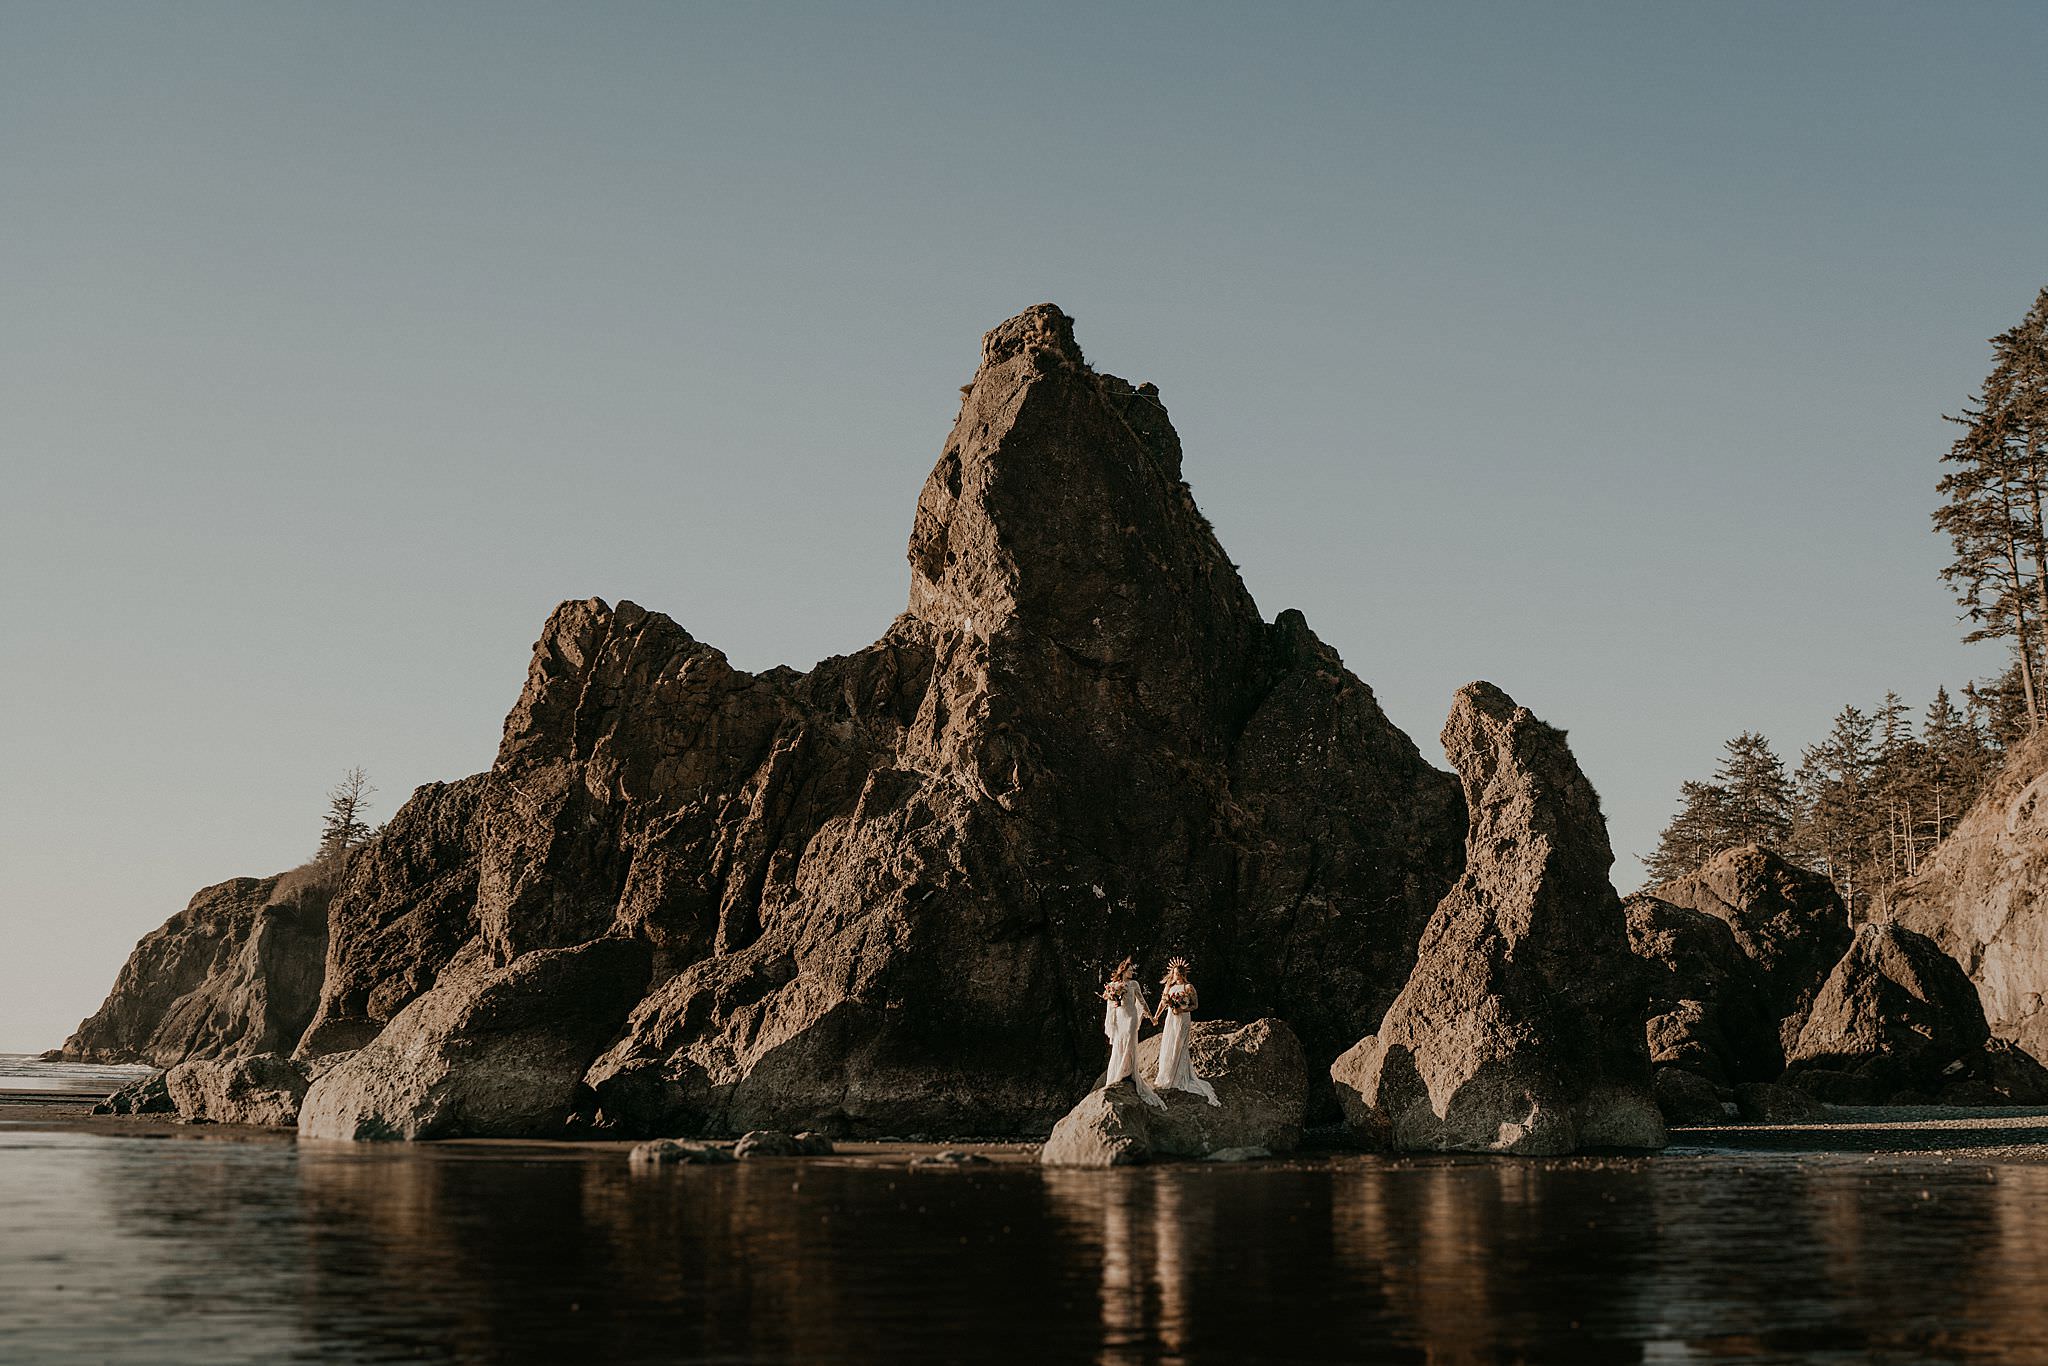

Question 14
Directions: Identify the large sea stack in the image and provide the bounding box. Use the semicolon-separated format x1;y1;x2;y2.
1330;683;1665;1155
67;304;1470;1140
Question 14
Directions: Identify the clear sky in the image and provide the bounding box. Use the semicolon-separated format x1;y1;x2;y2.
3;3;2043;1050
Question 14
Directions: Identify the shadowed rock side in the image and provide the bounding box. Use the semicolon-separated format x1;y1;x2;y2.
1624;893;1783;1086
297;776;489;1056
61;871;329;1066
1330;683;1665;1155
1891;728;2048;1063
1779;921;2048;1105
1651;844;1850;1049
298;936;651;1140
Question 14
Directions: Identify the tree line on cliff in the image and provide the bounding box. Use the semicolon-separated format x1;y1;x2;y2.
1649;285;2048;911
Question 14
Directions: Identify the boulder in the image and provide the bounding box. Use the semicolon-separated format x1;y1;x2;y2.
1650;845;1850;1047
1784;923;1990;1096
1330;683;1666;1155
1652;1067;1727;1126
163;1053;309;1127
1890;728;2048;1063
92;1071;173;1116
297;776;488;1057
61;870;330;1066
628;1139;733;1167
1735;1082;1828;1123
1625;893;1783;1085
732;1130;804;1159
1785;1068;1881;1106
1039;1018;1308;1167
1946;1038;2048;1105
297;936;649;1141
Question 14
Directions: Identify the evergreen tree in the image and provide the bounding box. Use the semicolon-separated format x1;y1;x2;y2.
317;767;376;882
1936;286;2048;731
1644;780;1734;885
1712;731;1795;848
1922;686;1991;845
1872;692;1928;881
1794;706;1878;920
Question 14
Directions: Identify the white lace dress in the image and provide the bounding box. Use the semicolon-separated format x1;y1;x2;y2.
1152;984;1221;1105
1103;979;1164;1107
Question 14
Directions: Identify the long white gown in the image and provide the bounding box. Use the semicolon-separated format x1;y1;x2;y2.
1104;979;1165;1107
1152;984;1221;1105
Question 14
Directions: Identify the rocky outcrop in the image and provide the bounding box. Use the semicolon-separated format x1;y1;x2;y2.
1624;893;1783;1085
164;1053;309;1127
66;304;1470;1140
92;1071;173;1115
297;776;489;1056
1652;1067;1727;1125
62;871;329;1066
1784;923;1990;1097
1039;1018;1307;1166
297;937;649;1140
1330;684;1665;1155
556;304;1462;1137
1891;728;2048;1062
1651;845;1849;1048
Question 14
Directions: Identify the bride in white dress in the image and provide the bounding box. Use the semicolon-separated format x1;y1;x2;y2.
1102;958;1165;1108
1149;958;1221;1106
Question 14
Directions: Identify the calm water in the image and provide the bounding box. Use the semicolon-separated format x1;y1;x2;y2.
5;1081;2048;1363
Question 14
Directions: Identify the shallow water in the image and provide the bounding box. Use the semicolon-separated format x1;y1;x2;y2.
5;1110;2048;1366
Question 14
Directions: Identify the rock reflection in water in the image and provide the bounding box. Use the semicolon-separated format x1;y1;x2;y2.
12;1132;2048;1363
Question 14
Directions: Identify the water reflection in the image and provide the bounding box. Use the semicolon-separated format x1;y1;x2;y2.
6;1131;2048;1363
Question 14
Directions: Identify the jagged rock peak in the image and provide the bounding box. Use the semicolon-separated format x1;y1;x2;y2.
1332;681;1663;1154
979;302;1085;369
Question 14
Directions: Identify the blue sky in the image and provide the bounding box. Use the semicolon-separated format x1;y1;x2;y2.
3;2;2043;1048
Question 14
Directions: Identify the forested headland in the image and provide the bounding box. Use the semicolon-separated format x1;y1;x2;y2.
1647;286;2048;914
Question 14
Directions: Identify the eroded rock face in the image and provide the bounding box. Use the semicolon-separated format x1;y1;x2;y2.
298;776;489;1057
1651;845;1850;1048
297;937;649;1141
553;304;1463;1136
65;305;1469;1140
1891;729;2048;1062
62;872;329;1066
164;1053;309;1127
1784;923;1991;1097
1038;1018;1308;1166
1330;683;1665;1155
1624;893;1783;1086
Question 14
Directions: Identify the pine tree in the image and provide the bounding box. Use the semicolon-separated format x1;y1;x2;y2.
1923;686;1992;846
317;766;376;883
1936;286;2048;732
1872;692;1927;881
1794;706;1878;920
1644;780;1735;885
1712;731;1795;848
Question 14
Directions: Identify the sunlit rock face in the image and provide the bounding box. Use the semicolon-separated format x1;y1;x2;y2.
1333;683;1665;1156
60;872;329;1067
1890;729;2048;1063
